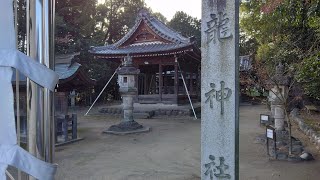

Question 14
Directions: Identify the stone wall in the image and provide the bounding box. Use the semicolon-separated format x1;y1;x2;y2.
290;109;320;150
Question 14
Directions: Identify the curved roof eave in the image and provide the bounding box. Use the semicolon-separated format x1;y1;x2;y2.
91;43;195;56
90;9;192;52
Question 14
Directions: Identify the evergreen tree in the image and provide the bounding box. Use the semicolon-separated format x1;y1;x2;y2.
168;11;201;46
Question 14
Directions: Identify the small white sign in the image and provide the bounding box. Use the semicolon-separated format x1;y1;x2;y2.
267;129;274;139
261;115;269;121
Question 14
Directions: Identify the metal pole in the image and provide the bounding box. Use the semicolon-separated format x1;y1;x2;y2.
43;0;56;163
27;0;42;167
266;127;269;157
85;66;119;116
274;130;277;159
27;2;55;180
177;61;197;119
14;0;22;179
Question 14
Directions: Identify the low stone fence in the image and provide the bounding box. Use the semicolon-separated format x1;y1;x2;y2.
290;109;320;150
99;108;194;117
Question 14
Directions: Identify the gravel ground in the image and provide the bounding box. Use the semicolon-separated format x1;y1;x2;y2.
55;105;320;180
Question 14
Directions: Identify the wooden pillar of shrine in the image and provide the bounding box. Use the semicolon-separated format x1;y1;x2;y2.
174;62;178;95
195;72;199;96
144;74;147;95
163;70;167;94
159;63;163;101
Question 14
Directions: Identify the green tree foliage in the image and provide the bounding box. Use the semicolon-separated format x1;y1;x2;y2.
240;0;320;100
167;11;201;46
55;0;97;54
152;12;168;24
239;31;258;56
55;0;150;102
55;0;146;72
95;0;146;44
297;53;320;100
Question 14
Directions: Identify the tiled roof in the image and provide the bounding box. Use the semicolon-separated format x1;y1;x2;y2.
55;52;80;64
91;41;193;55
90;9;194;55
12;52;95;89
12;63;81;81
55;63;81;80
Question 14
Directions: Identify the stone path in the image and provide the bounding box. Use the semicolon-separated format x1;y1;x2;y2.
54;105;320;180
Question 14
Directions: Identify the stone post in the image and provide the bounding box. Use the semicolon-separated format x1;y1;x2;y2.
70;90;76;107
55;92;68;116
274;104;285;130
105;55;150;135
122;95;134;122
201;0;239;179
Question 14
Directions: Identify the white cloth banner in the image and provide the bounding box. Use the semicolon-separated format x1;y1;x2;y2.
0;0;59;179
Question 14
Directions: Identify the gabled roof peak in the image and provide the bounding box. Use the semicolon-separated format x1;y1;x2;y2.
89;9;197;56
111;8;191;47
136;8;157;22
137;8;151;19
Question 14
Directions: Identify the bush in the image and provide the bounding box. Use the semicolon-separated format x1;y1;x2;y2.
297;54;320;100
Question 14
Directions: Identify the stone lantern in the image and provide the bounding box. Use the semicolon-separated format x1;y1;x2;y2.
105;55;150;134
268;63;290;131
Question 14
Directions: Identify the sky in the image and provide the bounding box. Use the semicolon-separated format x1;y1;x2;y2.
97;0;201;21
144;0;201;20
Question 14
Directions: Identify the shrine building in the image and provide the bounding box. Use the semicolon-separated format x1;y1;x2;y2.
13;52;96;114
89;9;201;104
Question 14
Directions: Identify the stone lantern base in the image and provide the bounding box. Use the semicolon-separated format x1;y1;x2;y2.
104;121;150;135
104;55;151;135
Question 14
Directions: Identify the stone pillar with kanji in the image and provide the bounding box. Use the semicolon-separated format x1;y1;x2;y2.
105;55;150;135
201;0;239;179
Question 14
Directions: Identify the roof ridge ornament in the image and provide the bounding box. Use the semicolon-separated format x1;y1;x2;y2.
137;8;157;22
138;8;151;19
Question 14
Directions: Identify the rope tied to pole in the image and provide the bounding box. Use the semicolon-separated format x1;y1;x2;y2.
85;65;121;116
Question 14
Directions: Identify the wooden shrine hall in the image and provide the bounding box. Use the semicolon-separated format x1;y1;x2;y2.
90;9;201;104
